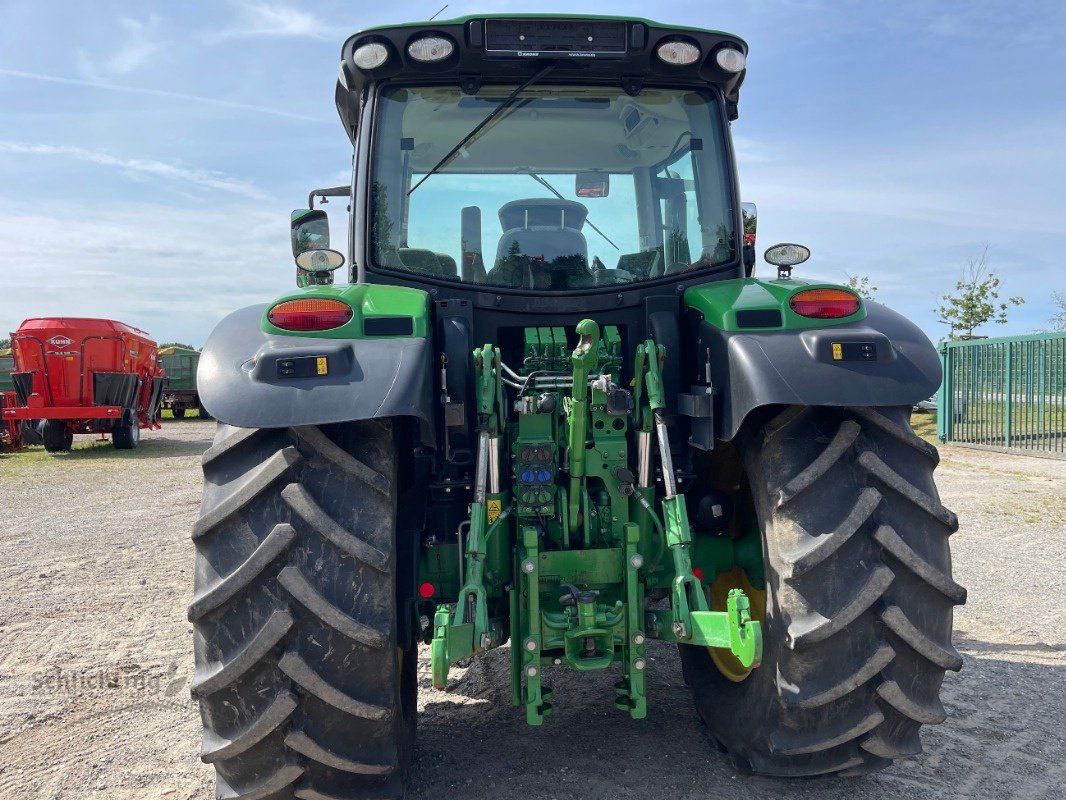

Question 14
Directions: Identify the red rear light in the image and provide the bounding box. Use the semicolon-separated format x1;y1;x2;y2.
789;289;861;319
418;581;436;599
268;299;353;331
692;567;705;582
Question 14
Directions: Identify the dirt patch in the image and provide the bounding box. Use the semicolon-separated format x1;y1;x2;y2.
0;425;1062;799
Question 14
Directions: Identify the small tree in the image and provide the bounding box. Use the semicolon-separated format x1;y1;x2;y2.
935;246;1024;339
0;337;9;350
844;273;878;300
1050;291;1066;332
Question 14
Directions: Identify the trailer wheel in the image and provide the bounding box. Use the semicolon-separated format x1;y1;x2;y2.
42;420;73;452
112;417;140;450
197;401;213;420
190;420;415;800
20;420;44;447
680;406;965;776
172;407;186;419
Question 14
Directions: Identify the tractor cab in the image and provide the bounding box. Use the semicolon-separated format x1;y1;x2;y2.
294;16;753;298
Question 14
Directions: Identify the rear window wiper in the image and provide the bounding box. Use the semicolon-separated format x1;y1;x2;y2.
408;65;555;196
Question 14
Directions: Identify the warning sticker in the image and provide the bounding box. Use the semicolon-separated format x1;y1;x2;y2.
487;499;502;524
831;343;843;361
316;356;329;375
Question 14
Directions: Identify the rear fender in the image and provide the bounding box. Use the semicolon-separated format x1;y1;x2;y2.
685;282;940;441
197;294;434;443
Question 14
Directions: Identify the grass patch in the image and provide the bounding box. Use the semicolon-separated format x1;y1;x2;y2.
160;408;203;420
911;411;938;444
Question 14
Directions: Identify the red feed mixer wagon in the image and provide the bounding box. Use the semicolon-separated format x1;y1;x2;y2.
3;318;166;452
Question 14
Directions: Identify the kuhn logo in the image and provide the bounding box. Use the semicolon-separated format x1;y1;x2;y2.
48;336;74;347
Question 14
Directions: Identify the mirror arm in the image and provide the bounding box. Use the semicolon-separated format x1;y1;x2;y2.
308;185;350;210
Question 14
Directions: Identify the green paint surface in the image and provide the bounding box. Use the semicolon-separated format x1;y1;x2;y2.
684;277;866;331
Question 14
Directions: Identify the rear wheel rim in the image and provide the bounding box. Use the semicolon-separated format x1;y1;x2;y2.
707;567;766;683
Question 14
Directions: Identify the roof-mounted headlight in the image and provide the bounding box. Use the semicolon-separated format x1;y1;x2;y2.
656;40;701;66
715;47;746;73
353;42;389;70
407;35;454;63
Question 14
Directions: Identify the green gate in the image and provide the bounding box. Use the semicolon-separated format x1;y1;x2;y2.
938;332;1066;456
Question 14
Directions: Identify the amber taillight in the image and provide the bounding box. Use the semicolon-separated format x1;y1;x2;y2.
268;299;353;331
789;289;861;319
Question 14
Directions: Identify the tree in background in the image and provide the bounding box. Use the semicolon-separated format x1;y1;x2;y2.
160;341;197;350
1050;292;1066;332
935;246;1024;339
844;273;878;300
0;337;9;350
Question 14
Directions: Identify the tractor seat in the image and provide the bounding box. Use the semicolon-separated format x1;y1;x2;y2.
486;199;593;289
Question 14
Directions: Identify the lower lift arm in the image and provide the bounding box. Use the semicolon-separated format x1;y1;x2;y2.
635;339;762;669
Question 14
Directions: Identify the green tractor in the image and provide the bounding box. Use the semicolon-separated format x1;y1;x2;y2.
190;15;964;799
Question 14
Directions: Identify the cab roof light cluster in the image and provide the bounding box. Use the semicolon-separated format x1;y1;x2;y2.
268;299;353;331
790;289;862;320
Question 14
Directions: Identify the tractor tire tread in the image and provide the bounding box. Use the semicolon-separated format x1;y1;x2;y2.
191;610;294;697
188;523;297;621
192;446;302;538
277;565;389;648
191;420;412;800
681;405;963;778
201;690;299;763
880;604;963;671
786;565;894;649
292;425;391;495
769;708;884;756
873;524;967;603
784;487;880;579
215;763;304;800
285;730;394;775
277;650;391;720
281;483;390;572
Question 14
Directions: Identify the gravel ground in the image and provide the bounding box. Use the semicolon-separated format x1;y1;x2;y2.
0;420;1063;800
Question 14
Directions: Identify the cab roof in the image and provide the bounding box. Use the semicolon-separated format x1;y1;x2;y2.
335;14;748;143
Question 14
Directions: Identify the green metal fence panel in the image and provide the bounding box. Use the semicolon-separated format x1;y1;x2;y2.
0;353;14;393
938;332;1066;456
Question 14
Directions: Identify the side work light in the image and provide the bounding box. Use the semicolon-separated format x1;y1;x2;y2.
656;40;701;66
408;36;454;63
353;42;389;70
715;47;746;73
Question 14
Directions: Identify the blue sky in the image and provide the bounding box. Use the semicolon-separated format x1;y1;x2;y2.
1;1;1064;346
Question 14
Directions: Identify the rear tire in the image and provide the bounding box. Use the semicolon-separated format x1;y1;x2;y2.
112;417;140;449
197;400;213;420
681;406;965;776
172;407;186;419
190;420;415;800
42;420;73;452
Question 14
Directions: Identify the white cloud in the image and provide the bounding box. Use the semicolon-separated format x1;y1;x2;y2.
0;202;295;346
78;16;163;81
0;141;270;200
0;67;324;122
203;3;331;43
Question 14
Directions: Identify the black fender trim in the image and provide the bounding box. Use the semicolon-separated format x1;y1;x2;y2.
197;304;434;442
701;302;941;441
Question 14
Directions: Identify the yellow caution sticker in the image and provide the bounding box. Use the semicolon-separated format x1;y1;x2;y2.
316;356;329;375
831;343;843;361
487;499;502;524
